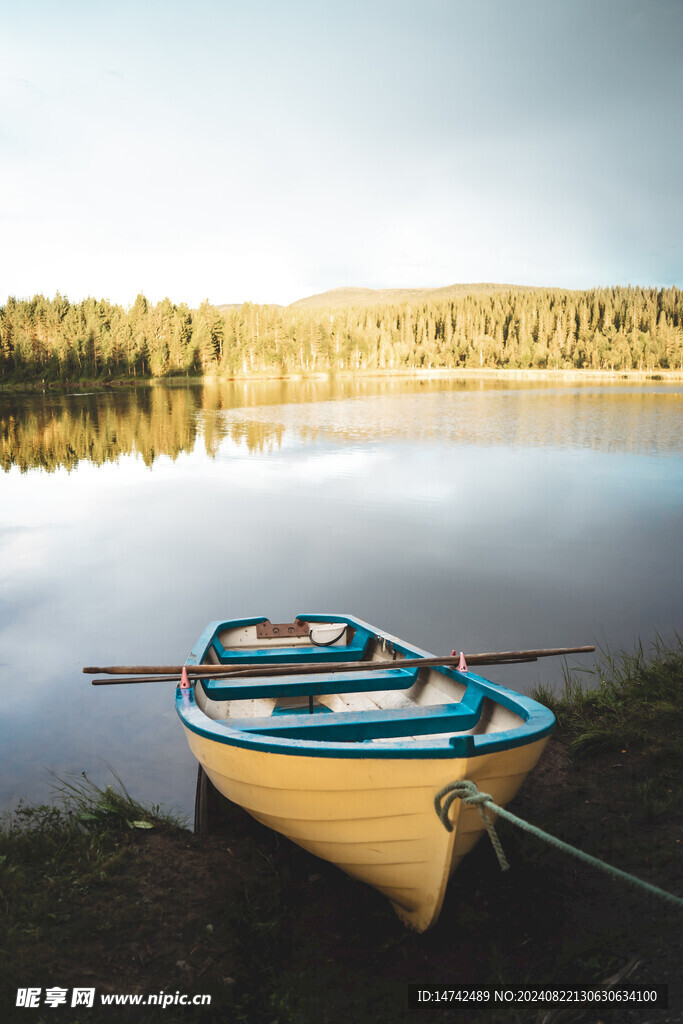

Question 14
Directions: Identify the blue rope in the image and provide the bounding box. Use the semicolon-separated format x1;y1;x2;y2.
434;779;683;909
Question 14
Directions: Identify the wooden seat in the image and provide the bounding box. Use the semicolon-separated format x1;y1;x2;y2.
229;696;483;742
199;667;420;702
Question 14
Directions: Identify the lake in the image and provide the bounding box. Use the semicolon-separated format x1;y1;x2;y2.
1;375;682;821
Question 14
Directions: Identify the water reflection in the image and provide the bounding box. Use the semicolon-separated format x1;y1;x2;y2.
2;377;681;473
1;377;682;820
217;386;683;457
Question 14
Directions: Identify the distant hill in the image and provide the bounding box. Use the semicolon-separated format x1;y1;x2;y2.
288;283;532;310
214;283;539;313
215;302;283;313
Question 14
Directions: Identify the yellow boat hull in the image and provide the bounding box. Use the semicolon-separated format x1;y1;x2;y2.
184;724;549;932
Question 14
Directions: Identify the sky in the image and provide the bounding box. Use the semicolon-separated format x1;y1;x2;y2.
1;0;682;308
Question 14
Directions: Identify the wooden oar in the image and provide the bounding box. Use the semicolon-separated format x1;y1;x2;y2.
90;659;538;685
86;645;595;685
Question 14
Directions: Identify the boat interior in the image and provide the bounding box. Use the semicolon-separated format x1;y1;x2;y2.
191;616;526;745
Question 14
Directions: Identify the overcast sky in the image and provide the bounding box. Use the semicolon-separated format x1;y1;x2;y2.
1;0;681;307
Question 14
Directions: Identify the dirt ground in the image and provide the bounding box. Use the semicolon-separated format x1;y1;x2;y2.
4;737;681;1024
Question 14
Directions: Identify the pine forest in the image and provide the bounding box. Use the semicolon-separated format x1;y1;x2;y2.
1;286;682;383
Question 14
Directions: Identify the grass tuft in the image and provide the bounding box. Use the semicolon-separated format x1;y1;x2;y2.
531;634;683;813
47;764;187;833
0;771;190;1017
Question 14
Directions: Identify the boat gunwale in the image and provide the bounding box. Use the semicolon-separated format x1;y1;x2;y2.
175;613;555;759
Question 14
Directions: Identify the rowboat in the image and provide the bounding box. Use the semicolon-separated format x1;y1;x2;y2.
175;613;556;932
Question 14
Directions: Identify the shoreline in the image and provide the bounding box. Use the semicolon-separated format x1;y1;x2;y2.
2;366;682;395
2;637;680;1022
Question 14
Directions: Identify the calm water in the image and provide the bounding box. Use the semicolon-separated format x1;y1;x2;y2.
1;376;682;820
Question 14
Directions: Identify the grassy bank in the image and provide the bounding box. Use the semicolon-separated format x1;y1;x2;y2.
531;636;683;816
1;641;681;1023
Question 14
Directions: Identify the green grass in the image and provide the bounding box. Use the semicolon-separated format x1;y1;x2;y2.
531;634;683;812
46;767;187;831
0;771;187;1018
1;767;184;876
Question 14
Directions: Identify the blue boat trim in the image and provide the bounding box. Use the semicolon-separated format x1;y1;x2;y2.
177;613;555;760
229;700;482;740
199;667;419;701
271;703;334;717
209;616;375;666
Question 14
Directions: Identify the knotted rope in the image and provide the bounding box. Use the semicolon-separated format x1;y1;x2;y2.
435;779;510;870
434;779;683;909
